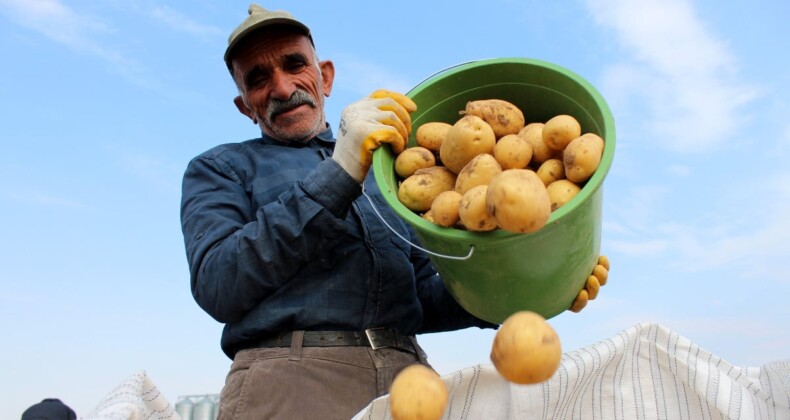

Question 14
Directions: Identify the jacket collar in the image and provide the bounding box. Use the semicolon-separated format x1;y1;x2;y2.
259;124;335;147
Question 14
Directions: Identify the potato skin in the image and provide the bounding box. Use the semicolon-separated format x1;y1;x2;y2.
397;166;457;212
440;115;496;174
494;133;533;170
486;169;551;233
535;158;565;187
543;114;581;151
389;364;448;420
454;153;502;195
563;133;604;183
459;185;497;232
416;122;452;154
462;99;526;138
394;146;436;178
519;123;554;165
546;179;581;211
430;190;464;227
421;209;436;223
490;311;562;384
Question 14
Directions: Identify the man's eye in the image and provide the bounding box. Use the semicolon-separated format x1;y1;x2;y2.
247;73;269;87
286;62;307;72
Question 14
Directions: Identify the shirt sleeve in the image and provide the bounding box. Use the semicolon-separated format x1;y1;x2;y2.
180;154;360;323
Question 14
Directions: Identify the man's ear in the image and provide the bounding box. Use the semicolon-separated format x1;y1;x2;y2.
234;95;257;123
319;60;335;97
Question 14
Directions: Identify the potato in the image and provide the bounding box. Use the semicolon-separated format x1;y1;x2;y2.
535;158;565;187
461;99;525;138
490;311;562;385
440;115;496;174
454;153;502;195
458;185;497;232
397;166;457;212
394;146;436;178
493;133;532;170
389;364;448;420
430;190;463;228
563;133;604;183
421;209;435;223
415;122;452;154
546;179;581;211
486;169;551;233
543;114;581;151
519;123;554;165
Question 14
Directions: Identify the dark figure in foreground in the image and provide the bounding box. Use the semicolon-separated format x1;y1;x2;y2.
21;398;77;420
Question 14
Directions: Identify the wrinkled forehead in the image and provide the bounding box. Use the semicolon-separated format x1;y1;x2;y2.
228;25;313;73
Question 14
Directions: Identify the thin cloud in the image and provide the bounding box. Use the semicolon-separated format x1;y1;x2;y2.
0;0;144;82
4;189;84;209
121;152;183;193
150;5;223;39
331;53;414;97
607;237;669;257
784;123;790;149
666;164;691;177
606;171;790;280
586;0;759;153
658;221;787;278
0;290;49;304
609;184;672;230
663;315;780;345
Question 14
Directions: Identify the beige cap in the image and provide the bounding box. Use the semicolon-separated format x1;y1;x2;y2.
224;4;312;69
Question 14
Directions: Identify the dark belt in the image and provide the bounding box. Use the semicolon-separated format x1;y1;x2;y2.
246;328;417;354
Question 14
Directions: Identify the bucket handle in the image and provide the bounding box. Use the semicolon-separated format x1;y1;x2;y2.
361;183;475;261
357;59;487;261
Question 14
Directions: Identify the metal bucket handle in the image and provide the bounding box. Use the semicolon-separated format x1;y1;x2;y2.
361;183;475;261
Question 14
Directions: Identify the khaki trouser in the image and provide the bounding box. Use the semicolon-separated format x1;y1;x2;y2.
217;332;430;420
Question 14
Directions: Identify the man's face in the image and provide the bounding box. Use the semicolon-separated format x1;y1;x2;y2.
230;28;334;142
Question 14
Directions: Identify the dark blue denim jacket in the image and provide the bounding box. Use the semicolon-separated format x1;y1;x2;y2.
180;126;493;358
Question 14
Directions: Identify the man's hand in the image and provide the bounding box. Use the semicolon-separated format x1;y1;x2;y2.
333;89;417;182
569;255;610;313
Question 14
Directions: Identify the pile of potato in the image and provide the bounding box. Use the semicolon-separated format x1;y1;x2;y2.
395;99;605;233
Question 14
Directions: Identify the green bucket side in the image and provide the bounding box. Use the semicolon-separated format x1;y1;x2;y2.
372;58;616;323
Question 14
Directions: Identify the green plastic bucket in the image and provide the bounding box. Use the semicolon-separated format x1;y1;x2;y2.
372;58;616;323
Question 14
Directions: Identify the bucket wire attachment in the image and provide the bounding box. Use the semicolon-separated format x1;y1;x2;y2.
361;183;475;261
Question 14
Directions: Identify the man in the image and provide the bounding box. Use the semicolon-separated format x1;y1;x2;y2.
180;4;497;419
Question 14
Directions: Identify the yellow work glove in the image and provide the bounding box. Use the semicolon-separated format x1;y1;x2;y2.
569;255;610;313
332;89;417;182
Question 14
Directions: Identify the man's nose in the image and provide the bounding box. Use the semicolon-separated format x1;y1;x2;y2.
269;71;296;100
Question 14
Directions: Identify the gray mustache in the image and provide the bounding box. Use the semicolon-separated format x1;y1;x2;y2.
267;90;316;119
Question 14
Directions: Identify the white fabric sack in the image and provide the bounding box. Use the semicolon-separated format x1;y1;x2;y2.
81;370;179;420
353;322;790;420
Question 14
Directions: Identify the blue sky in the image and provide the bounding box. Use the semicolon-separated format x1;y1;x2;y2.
1;0;788;417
